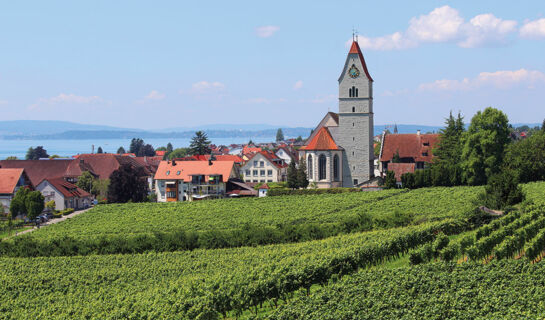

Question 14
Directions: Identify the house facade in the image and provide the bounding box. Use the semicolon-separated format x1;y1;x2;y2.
0;168;32;215
299;39;374;188
240;151;288;183
154;160;238;202
378;132;440;175
36;178;92;211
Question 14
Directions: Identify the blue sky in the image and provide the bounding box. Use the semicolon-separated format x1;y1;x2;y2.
0;1;544;129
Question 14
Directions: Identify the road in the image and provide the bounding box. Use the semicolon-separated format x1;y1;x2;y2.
12;207;93;237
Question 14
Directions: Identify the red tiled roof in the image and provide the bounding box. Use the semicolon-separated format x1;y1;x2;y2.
0;160;94;186
45;178;91;199
300;127;340;151
0;168;24;194
174;154;243;163
75;154;151;180
387;163;416;182
154;160;236;182
243;146;262;155
245;151;288;169
348;41;373;82
380;134;440;163
259;183;270;190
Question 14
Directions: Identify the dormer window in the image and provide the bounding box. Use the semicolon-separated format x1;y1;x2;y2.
166;170;170;175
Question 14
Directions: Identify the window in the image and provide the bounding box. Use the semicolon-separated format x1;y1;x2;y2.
245;170;251;176
333;154;339;181
422;152;429;156
253;161;258;166
307;155;313;179
267;170;273;176
267;179;273;182
423;142;430;146
260;170;265;176
161;182;165;187
176;171;181;175
350;86;358;98
253;170;258;176
166;170;170;176
319;154;327;180
355;88;358;97
352;151;354;156
260;161;264;167
353;123;355;126
260;180;265;183
353;179;359;185
353;137;355;141
349;88;352;97
352;107;355;112
167;191;176;198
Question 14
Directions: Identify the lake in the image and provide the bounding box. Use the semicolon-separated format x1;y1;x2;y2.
0;136;277;159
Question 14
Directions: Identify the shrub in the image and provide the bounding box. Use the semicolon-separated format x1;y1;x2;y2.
477;170;524;210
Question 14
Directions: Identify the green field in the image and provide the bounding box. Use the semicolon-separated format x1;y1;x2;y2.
1;183;545;319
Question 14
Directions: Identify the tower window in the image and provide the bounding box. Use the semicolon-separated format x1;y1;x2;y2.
352;107;355;112
353;137;355;141
355;88;358;97
348;88;352;97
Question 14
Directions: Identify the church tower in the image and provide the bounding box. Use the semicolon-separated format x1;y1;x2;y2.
337;40;374;187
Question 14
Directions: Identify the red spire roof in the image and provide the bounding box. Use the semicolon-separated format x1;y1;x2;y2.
348;41;373;82
301;127;339;151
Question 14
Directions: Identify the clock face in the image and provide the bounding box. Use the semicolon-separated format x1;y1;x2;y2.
349;65;360;78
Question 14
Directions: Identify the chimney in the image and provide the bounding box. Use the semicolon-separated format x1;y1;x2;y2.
172;160;176;166
417;130;421;136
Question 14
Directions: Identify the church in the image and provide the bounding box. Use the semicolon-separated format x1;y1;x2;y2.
299;39;374;188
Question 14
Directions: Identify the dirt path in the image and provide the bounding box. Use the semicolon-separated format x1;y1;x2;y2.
12;207;93;237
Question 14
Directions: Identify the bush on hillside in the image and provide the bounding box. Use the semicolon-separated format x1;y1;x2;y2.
477;170;524;210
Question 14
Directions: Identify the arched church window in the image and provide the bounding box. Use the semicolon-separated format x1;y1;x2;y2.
319;154;327;180
348;88;352;97
355;88;359;97
307;155;313;179
333;154;339;181
352;107;355;113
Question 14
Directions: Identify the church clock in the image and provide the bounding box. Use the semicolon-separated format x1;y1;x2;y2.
348;64;360;78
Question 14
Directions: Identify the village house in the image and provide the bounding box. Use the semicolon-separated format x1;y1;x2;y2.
386;163;416;187
154;160;239;202
240;150;288;183
378;131;440;176
0;159;95;186
275;145;297;165
36;178;92;210
0;168;32;214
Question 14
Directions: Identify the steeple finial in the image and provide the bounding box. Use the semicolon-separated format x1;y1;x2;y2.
352;28;358;42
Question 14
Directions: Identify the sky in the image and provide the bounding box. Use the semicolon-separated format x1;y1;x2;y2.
0;1;544;129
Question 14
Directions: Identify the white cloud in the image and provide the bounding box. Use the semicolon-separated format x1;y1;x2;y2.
190;81;225;93
293;80;303;90
255;25;280;38
520;18;545;39
30;93;103;109
144;90;165;100
419;69;545;91
354;6;518;50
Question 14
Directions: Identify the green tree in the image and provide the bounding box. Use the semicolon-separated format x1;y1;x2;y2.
248;139;254;145
107;164;149;203
374;141;381;157
504;131;545;183
384;170;397;189
276;128;285;142
287;161;298;189
295;136;303;143
76;171;96;193
9;187;29;218
45;200;56;212
129;138;144;155
542;118;545;133
25;146;49;160
189;131;211;155
49;155;61;159
91;179;109;200
401;172;415;189
391;150;401;163
97;146;104;154
432;111;465;186
166;142;173;153
478;170;524;210
297;159;309;189
5;156;18;160
461;107;510;185
25;191;45;220
168;148;190;159
117;146;125;154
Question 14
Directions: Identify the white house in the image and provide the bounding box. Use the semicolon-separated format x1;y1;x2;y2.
36;178;92;211
240;151;288;183
258;183;269;197
275;146;296;165
154;160;238;202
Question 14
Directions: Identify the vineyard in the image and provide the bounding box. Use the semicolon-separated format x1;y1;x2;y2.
261;260;545;319
0;219;464;319
0;182;544;319
0;186;480;257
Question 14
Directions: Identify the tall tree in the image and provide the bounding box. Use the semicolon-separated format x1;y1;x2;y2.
25;191;45;220
384;171;397;189
166;142;173;153
10;187;29;218
76;171;96;193
431;111;465;186
25;146;49;160
129;138;144;155
461;107;510;185
189;131;211;155
117;146;125;154
287;161;298;189
296;159;309;189
107;164;148;203
504;131;545;183
141;144;155;157
542;118;545;133
97;146;104;154
276;128;285;142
